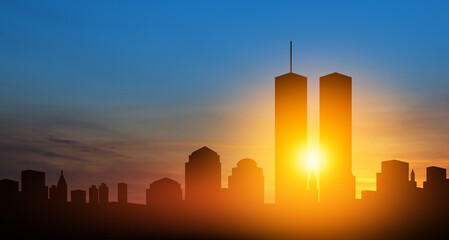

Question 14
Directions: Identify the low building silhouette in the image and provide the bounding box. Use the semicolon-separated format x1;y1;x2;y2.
0;179;19;205
89;185;99;205
118;183;127;204
423;166;446;190
361;190;376;203
423;166;448;202
146;177;182;207
228;158;264;206
71;190;86;204
21;170;48;205
376;160;416;199
363;160;421;209
99;183;108;205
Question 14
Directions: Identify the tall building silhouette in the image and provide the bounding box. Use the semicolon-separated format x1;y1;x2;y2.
319;73;355;205
275;44;308;207
89;185;99;205
21;170;48;204
71;190;86;204
118;183;127;204
228;158;264;206
56;170;67;203
185;146;221;206
99;183;109;205
146;177;182;206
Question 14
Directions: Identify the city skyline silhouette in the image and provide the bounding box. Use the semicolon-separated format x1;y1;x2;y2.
2;60;449;238
1;1;448;239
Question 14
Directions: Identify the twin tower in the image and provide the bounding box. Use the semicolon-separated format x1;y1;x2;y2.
275;53;355;207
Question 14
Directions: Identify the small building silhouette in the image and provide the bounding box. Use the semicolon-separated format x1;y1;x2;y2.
369;160;419;206
377;160;412;196
228;158;264;206
185;146;221;207
146;177;182;206
410;169;417;188
71;190;86;204
21;170;48;204
89;185;99;205
99;183;109;205
424;166;446;186
423;166;448;200
118;183;127;204
0;179;19;205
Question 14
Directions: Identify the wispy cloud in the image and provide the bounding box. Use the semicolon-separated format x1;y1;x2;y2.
0;142;87;162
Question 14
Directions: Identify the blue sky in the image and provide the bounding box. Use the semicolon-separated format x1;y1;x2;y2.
0;0;448;203
2;0;448;107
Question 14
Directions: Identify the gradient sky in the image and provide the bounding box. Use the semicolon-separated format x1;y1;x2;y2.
0;0;448;203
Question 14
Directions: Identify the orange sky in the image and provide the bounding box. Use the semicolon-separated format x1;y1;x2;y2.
199;71;449;202
1;69;447;204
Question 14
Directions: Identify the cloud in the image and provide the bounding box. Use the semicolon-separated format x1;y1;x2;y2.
48;137;78;145
0;142;87;162
48;137;129;159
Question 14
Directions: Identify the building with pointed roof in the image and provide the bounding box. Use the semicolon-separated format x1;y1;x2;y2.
56;170;67;203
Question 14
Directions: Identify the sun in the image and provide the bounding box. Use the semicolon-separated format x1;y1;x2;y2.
307;147;320;174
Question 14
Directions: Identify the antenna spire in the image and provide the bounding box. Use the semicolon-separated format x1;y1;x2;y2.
289;41;292;73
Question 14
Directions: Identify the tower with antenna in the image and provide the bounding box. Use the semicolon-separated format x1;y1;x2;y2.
290;40;292;73
274;41;309;208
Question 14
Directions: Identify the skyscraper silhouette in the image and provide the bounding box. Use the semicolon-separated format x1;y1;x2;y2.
185;146;221;207
56;170;67;203
118;183;127;204
99;183;109;205
89;185;99;205
275;45;308;207
319;73;355;206
21;170;48;205
228;158;264;206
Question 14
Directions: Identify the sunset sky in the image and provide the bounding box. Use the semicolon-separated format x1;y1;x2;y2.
0;0;448;203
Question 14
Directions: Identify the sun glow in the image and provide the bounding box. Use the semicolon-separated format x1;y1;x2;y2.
307;146;320;174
